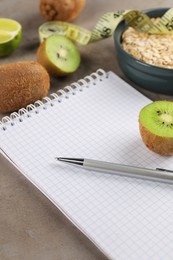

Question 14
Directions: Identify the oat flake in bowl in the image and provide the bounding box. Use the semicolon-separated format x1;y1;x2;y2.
122;18;173;69
114;7;173;95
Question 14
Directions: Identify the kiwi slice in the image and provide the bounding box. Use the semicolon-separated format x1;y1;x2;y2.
139;100;173;155
37;35;81;76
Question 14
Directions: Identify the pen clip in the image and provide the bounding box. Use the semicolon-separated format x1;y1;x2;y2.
156;168;173;173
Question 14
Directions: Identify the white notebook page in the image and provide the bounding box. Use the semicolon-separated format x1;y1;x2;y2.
0;70;173;260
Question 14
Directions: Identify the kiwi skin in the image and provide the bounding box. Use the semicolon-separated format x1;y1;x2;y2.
36;39;61;76
139;123;173;155
0;61;50;113
139;101;173;156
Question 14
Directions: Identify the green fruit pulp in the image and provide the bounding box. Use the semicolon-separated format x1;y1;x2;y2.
46;35;80;73
0;18;22;57
0;31;22;57
139;101;173;137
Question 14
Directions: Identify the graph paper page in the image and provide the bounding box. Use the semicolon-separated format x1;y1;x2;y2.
1;70;173;260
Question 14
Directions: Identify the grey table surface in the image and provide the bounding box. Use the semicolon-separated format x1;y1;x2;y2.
1;1;173;259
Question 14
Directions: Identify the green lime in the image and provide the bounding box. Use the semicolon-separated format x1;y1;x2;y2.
0;18;22;57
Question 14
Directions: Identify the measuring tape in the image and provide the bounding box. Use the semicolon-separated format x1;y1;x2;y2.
39;8;173;45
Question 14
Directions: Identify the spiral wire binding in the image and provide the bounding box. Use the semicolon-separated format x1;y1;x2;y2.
0;69;107;131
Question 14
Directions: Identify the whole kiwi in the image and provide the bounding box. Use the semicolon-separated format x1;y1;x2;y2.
0;61;50;113
39;0;86;22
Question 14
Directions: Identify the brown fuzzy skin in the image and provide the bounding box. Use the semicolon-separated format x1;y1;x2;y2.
39;0;86;22
139;121;173;156
37;40;69;77
0;61;50;113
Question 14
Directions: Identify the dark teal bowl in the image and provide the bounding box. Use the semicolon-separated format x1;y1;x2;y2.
114;8;173;95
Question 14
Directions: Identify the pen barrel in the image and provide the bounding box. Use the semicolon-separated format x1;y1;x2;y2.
83;159;173;184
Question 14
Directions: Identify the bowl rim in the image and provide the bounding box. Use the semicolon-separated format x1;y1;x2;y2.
114;7;173;72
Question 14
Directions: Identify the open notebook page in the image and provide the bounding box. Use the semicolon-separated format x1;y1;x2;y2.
0;70;173;260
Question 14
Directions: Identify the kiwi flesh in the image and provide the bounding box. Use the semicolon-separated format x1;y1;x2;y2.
37;34;80;76
0;61;50;113
139;100;173;155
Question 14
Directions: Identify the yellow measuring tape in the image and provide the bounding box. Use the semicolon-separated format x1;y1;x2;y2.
39;8;173;45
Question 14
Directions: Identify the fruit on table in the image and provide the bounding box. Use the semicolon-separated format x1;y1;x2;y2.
37;34;81;76
39;0;86;22
139;100;173;155
0;18;22;57
0;61;50;113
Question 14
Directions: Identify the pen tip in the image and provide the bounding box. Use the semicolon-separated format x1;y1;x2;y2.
55;157;60;161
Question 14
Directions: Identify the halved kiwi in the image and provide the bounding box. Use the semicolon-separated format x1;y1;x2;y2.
37;34;81;76
139;100;173;155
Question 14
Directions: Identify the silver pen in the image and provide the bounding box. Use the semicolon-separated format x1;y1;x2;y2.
56;157;173;184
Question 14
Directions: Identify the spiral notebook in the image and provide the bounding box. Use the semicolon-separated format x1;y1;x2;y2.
1;69;173;260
